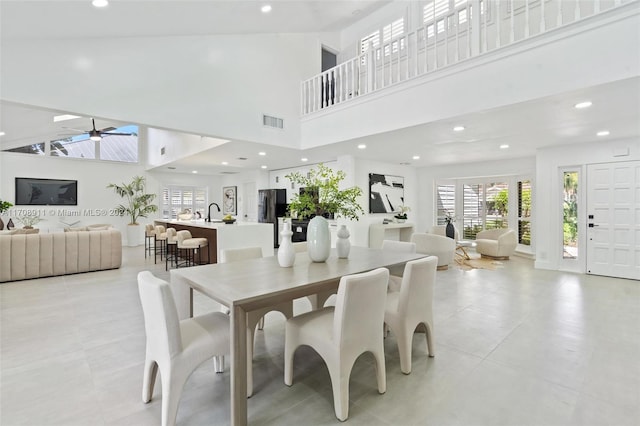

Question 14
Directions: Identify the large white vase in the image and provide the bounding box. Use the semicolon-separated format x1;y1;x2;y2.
336;224;351;258
277;221;296;267
307;216;331;262
126;223;141;247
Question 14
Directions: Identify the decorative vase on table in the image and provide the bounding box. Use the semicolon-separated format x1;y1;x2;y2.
277;221;295;267
336;224;351;259
445;222;455;239
307;216;331;262
7;219;14;230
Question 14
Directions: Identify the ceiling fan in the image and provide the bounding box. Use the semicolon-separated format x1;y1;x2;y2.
62;118;134;141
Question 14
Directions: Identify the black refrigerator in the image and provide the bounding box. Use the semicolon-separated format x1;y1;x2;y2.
258;189;287;248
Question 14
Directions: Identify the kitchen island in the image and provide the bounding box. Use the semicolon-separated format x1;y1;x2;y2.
154;220;274;264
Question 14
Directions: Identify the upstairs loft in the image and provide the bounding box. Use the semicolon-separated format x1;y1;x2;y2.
300;0;639;149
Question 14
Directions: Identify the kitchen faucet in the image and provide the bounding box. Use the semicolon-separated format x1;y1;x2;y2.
207;202;221;222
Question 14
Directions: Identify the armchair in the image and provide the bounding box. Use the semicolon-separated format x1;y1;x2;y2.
475;229;517;259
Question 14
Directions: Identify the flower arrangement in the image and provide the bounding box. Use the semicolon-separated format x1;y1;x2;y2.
285;164;364;221
394;204;410;220
444;211;457;224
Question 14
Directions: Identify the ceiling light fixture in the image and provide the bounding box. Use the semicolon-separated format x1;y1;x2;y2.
92;0;109;8
222;161;228;165
301;157;308;162
597;130;610;136
261;165;267;169
357;144;366;149
258;151;266;156
192;170;198;174
0;132;5;137
412;155;420;160
53;114;81;122
574;101;592;109
89;130;101;141
453;126;465;132
500;144;509;149
261;4;272;13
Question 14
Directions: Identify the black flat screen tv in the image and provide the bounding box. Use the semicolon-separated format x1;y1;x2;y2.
15;177;78;206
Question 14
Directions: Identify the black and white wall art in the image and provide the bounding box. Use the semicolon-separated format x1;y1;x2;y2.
368;173;404;213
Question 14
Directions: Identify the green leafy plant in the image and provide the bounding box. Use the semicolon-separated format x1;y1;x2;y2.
15;214;42;228
0;200;13;214
107;176;158;225
285;164;364;221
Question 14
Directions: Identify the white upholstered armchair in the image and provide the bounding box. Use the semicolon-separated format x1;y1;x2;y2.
411;232;456;270
475;229;517;259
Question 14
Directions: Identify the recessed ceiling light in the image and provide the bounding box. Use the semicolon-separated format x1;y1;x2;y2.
574;101;592;109
258;151;266;156
261;165;268;169
500;144;509;149
92;0;108;8
0;131;5;137
53;114;80;122
412;155;420;160
357;144;366;149
301;157;308;162
597;130;610;136
222;161;228;165
453;126;465;132
192;170;198;174
261;4;272;13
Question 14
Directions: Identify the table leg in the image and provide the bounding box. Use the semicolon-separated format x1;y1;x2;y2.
231;305;248;426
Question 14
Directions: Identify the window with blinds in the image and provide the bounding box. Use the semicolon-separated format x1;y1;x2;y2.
423;0;487;38
162;186;207;220
360;17;405;60
518;180;531;245
436;183;455;225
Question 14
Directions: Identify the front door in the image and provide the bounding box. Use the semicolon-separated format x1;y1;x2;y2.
586;161;640;280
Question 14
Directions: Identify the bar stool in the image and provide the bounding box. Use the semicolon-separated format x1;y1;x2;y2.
154;225;167;264
144;224;156;258
176;230;209;267
165;228;178;271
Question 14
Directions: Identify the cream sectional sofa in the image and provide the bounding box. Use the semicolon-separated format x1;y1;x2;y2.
0;229;122;282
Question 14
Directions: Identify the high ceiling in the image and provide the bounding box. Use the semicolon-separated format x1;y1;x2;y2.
1;1;639;175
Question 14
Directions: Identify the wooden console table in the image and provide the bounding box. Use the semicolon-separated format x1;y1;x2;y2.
368;222;414;248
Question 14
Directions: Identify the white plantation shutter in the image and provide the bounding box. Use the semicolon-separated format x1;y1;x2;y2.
162;186;208;220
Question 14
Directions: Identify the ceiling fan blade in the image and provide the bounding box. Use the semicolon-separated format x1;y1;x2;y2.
101;132;134;136
98;126;117;132
61;126;88;132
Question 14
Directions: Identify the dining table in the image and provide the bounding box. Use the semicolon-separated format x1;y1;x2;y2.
169;245;426;426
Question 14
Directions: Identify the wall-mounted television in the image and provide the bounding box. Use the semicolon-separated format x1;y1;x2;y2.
15;177;77;206
369;173;404;213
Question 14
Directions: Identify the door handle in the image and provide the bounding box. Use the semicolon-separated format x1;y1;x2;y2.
588;223;599;228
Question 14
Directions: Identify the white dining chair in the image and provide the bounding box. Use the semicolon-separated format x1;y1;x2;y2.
384;256;437;374
381;239;417;292
220;246;294;397
137;271;230;426
284;267;389;421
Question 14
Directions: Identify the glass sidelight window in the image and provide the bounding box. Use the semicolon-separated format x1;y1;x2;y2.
562;171;578;259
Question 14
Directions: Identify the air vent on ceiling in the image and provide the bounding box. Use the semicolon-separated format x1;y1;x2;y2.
263;114;284;129
237;157;248;160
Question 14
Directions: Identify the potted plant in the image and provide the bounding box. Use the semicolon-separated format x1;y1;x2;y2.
286;164;364;261
394;204;410;222
15;214;43;229
107;176;158;247
0;200;13;230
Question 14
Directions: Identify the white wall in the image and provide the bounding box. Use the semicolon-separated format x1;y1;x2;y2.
146;128;229;169
535;137;640;272
1;33;323;150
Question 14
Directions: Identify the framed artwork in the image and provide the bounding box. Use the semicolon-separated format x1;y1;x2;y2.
368;173;404;213
223;186;237;215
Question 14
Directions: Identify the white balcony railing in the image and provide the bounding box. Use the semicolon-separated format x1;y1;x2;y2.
301;0;636;116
